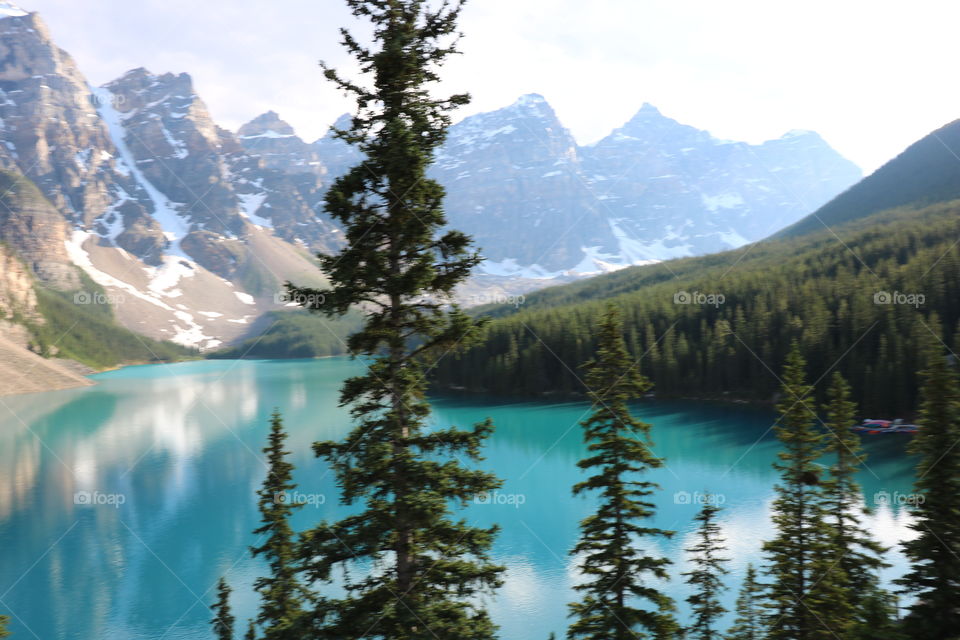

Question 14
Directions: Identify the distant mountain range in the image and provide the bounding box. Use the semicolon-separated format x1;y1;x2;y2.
433;95;860;277
430;117;960;415
0;1;864;391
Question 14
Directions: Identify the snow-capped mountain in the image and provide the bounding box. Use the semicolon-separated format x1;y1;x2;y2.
0;1;860;356
0;6;329;350
429;96;861;277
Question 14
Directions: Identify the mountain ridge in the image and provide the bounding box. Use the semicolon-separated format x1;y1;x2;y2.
776;118;960;238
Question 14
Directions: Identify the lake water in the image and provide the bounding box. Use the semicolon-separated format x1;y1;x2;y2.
0;357;919;639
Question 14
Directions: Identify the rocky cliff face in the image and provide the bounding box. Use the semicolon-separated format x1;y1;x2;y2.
99;68;245;248
0;9;148;243
0;243;38;325
431;94;611;275
0;5;331;351
96;68;343;270
238;111;325;176
0;169;78;289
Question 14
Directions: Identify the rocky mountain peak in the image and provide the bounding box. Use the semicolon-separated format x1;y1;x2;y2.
603;102;709;149
440;93;576;167
505;92;551;115
0;9;73;80
635;102;663;117
238;111;297;139
105;68;200;119
781;128;819;139
236;111;324;177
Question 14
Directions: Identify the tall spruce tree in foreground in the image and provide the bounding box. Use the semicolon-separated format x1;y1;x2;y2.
820;372;892;635
725;565;764;640
211;578;235;640
568;305;677;640
682;501;729;640
896;329;960;638
0;614;9;638
762;344;845;640
288;1;503;637
250;411;310;638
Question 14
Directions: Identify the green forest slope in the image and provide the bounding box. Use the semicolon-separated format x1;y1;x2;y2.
28;272;195;369
208;309;362;359
431;200;960;416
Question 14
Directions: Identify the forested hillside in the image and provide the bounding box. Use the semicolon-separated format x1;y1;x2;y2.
209;309;361;359
432;200;960;416
29;274;196;369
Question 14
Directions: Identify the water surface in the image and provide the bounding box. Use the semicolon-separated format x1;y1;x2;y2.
0;358;917;638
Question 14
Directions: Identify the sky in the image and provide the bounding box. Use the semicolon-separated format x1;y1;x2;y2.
25;0;960;173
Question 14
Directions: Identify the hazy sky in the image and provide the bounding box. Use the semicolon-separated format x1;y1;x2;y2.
26;0;960;172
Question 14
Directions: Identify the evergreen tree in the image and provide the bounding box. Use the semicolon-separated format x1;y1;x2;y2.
819;372;890;629
725;565;764;640
895;330;960;638
245;621;257;640
682;501;729;640
211;578;235;640
289;1;503;637
250;411;310;638
0;614;9;638
568;305;677;640
848;586;903;640
762;344;845;640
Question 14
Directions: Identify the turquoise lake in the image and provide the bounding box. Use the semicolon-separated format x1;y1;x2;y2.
0;357;919;639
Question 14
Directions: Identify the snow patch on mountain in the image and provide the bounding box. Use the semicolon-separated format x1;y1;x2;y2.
65;231;216;348
610;218;693;262
93;86;191;257
237;192;272;228
145;256;197;297
241;130;296;140
569;246;633;276
702;193;745;211
480;258;563;280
